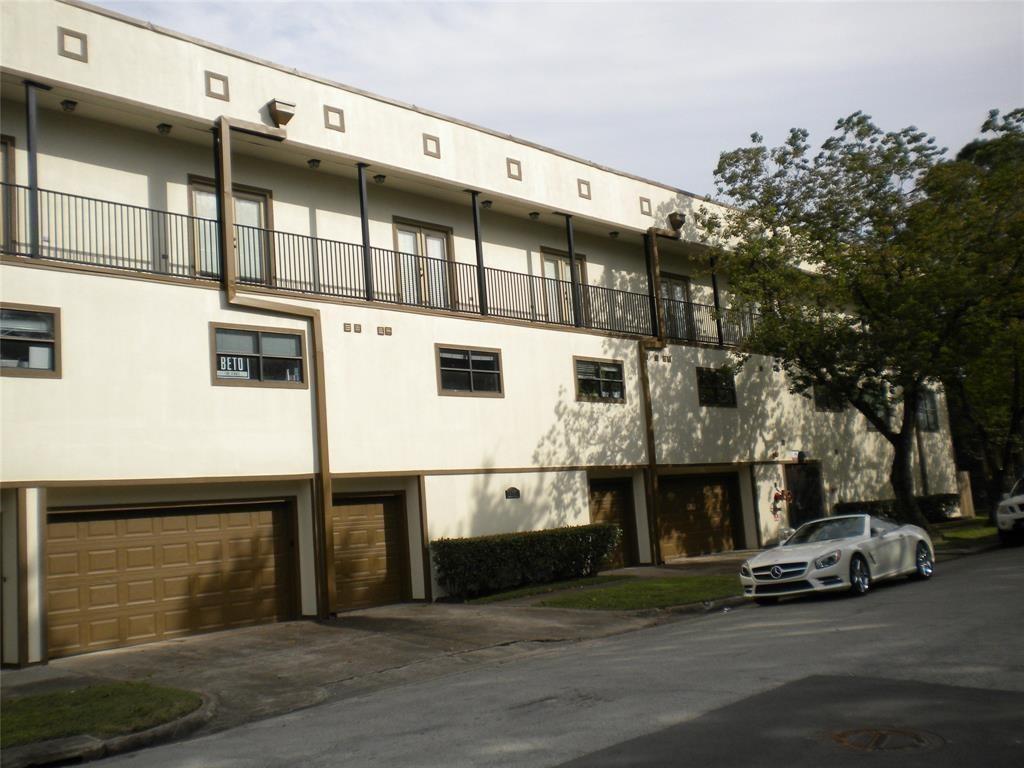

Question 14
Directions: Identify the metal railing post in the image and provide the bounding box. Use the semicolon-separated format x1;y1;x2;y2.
563;213;583;327
468;190;488;316
357;163;374;302
710;255;724;347
24;81;50;258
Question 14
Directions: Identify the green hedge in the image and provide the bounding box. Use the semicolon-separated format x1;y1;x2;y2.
833;493;959;524
431;523;621;599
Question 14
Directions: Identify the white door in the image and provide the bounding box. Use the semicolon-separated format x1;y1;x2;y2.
542;253;582;324
394;223;450;308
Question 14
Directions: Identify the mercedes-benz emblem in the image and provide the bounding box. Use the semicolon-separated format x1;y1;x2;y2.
770;565;784;579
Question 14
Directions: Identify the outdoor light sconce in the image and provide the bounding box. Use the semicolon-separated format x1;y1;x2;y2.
60;99;77;112
609;231;620;239
528;211;540;220
307;158;321;169
267;99;296;128
373;174;386;184
156;123;172;135
481;200;493;209
668;211;686;231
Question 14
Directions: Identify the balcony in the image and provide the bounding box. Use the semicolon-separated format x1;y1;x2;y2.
0;183;750;345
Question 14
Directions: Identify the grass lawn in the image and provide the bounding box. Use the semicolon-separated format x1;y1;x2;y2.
1;681;202;749
538;575;741;611
933;517;999;544
469;575;633;603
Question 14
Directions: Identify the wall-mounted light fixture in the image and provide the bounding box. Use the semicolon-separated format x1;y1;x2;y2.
481;200;493;209
528;211;540;220
307;158;321;169
60;99;77;112
156;123;172;135
267;99;296;128
609;231;620;239
668;211;686;231
373;174;386;184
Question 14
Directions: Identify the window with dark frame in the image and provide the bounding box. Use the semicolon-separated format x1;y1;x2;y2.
213;326;304;384
0;306;59;376
813;384;846;413
917;389;940;432
575;358;625;402
437;347;502;395
696;367;737;407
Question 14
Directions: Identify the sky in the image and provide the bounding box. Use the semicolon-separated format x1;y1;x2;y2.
94;0;1023;197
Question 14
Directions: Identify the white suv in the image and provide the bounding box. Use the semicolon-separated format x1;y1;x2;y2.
995;476;1024;545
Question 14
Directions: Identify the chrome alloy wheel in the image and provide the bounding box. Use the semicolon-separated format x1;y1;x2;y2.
850;556;871;596
915;541;934;579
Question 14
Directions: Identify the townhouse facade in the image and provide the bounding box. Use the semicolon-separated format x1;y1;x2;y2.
0;0;958;665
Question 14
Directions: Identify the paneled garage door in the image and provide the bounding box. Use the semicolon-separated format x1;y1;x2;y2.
330;495;408;612
589;479;637;569
657;474;744;560
46;502;296;658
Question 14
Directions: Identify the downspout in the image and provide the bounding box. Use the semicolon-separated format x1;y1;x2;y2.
214;116;334;618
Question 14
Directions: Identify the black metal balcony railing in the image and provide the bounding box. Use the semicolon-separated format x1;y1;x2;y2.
1;183;219;280
0;183;750;344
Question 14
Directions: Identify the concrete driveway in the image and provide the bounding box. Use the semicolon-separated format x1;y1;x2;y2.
3;602;659;734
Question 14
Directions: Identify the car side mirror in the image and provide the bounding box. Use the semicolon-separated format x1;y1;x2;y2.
871;528;881;537
1002;492;1011;500
777;527;795;544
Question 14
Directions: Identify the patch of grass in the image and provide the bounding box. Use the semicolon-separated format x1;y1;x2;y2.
934;518;999;543
538;575;741;611
1;681;202;749
469;575;633;603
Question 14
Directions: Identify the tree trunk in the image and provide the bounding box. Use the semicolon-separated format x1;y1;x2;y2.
890;430;928;528
889;388;930;529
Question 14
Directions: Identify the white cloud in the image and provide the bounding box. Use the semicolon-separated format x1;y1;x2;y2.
95;1;1023;194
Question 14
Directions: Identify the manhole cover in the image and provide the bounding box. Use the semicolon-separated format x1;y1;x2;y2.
832;727;944;752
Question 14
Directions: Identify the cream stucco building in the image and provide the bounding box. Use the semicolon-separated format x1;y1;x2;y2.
0;0;957;664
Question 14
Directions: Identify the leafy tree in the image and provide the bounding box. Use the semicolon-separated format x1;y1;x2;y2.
935;110;1024;511
696;109;1024;527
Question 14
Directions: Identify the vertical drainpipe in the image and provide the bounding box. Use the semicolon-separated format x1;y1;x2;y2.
637;341;662;564
563;214;583;327
24;81;50;258
214;117;334;618
643;233;660;339
357;163;374;302
709;255;724;347
468;191;489;316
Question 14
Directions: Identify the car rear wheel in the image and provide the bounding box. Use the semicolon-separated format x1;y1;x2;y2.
913;541;934;579
849;555;871;596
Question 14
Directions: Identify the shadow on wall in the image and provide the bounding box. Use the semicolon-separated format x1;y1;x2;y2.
182;508;295;643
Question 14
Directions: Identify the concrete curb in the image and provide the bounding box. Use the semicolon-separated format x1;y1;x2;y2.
3;691;216;768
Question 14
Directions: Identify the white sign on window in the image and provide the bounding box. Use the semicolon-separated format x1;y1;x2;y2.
217;355;251;379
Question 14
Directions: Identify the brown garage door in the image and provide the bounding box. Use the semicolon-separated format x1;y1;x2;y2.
330;495;408;612
46;502;296;659
657;474;744;559
589;479;637;569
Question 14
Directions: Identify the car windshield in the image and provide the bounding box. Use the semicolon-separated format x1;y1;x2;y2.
785;517;865;544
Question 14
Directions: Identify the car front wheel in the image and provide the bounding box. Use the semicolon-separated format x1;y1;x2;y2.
849;555;871;596
913;541;934;579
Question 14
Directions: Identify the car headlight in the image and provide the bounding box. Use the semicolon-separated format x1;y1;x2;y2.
740;562;752;577
814;550;841;569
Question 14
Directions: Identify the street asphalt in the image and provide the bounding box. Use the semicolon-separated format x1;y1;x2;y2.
94;547;1023;767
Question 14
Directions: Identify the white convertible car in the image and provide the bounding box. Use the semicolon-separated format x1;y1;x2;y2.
740;514;934;604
